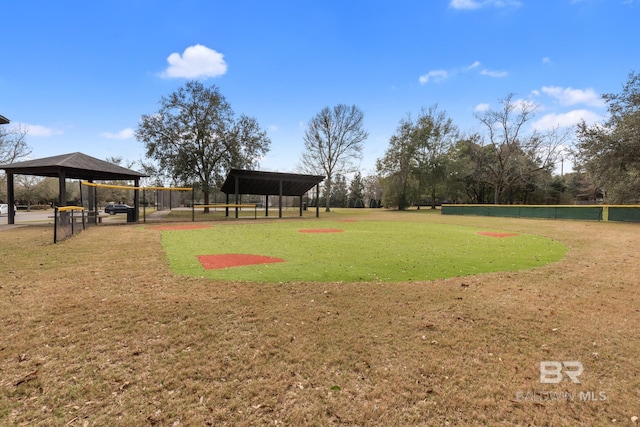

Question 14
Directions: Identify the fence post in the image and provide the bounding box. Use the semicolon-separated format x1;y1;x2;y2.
54;207;58;244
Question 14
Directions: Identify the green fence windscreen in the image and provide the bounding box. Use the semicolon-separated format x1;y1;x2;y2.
608;207;640;223
441;205;605;221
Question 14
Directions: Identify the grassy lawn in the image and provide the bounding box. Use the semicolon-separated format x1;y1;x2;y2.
1;209;639;425
158;219;567;282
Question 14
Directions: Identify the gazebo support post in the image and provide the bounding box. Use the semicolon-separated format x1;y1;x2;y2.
58;171;67;206
315;183;320;218
7;173;15;224
133;178;140;222
278;180;283;218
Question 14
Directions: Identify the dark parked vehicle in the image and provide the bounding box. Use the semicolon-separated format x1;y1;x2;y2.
104;203;132;215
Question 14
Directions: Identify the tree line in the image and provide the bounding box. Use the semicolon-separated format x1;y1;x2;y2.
2;71;638;209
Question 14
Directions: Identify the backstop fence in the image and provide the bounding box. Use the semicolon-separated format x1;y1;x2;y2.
53;206;86;243
441;204;640;223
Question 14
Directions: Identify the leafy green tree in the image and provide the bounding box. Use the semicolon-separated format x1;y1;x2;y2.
348;171;365;208
446;136;489;203
330;174;349;208
377;107;458;209
363;174;383;208
564;171;601;202
575;71;640;203
15;175;42;210
377;117;418;210
136;81;270;210
34;177;60;206
413;106;458;209
299;104;368;212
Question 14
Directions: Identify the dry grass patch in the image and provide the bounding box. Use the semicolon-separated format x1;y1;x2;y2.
0;212;639;425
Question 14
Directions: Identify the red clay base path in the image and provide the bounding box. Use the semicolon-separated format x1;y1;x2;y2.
477;231;519;238
197;254;286;270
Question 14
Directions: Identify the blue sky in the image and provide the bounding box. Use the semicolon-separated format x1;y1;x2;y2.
1;0;638;177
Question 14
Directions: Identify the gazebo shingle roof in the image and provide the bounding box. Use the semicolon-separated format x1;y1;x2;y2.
0;152;147;181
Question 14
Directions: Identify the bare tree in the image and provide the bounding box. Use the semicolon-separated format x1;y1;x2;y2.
474;94;566;203
300;104;368;212
0;124;31;164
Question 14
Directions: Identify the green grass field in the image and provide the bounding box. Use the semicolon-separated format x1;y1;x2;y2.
157;219;567;282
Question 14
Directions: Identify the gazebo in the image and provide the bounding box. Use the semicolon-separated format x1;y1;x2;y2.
0;152;148;224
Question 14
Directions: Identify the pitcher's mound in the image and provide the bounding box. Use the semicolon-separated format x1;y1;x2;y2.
197;254;286;270
477;231;518;238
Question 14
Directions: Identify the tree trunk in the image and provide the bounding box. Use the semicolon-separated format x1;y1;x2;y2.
325;179;332;212
203;187;210;213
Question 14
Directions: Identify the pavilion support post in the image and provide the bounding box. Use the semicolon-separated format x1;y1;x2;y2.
134;178;140;222
225;193;230;218
299;195;303;216
265;195;269;217
7;173;15;224
57;171;68;226
87;180;97;224
235;175;240;219
315;183;320;218
278;180;283;218
58;171;67;207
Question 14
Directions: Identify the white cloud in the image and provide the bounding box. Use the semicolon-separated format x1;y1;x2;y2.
474;103;490;112
419;70;449;84
542;57;551;64
541;86;604;107
268;125;278;132
532;109;603;131
480;69;508;78
160;44;227;79
450;0;482;9
467;61;481;70
100;128;135;140
14;123;63;137
419;61;504;85
450;0;521;10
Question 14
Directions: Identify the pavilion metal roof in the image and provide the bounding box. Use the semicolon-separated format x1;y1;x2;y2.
0;115;9;125
0;152;148;181
220;168;324;196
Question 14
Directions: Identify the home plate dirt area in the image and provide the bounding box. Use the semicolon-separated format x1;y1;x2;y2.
194;228;345;269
